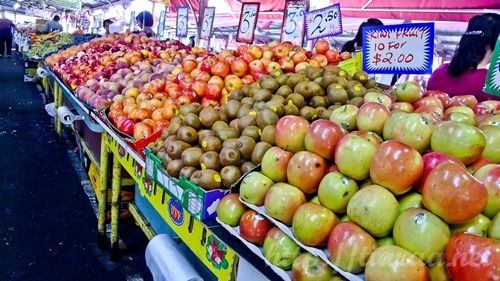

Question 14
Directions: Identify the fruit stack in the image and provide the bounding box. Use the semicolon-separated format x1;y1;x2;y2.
27;33;74;59
216;83;499;281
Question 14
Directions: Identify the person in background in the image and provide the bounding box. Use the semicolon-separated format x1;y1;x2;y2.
341;18;383;53
428;13;500;101
189;35;195;47
41;15;63;33
0;12;16;57
103;19;113;36
135;11;155;37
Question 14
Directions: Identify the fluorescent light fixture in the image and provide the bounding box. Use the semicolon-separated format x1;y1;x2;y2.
13;3;20;9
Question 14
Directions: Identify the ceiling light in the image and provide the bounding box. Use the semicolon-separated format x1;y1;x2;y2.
13;3;20;9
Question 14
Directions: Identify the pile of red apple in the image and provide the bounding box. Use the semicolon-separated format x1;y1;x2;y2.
217;83;500;281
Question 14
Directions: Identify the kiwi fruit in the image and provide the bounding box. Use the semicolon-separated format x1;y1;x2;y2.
157;148;167;160
286;73;306;89
163;135;179;150
364;79;377;89
216;127;239;142
240;85;251;96
353;70;369;84
241;97;256;107
150;139;163;154
266;100;285;117
220;166;242;188
219;111;228;123
212;120;229;131
314;77;322;85
240;161;257;174
196;169;223;190
276;85;293;97
260;125;275;145
300;106;318;122
338;69;348;78
161;153;173;170
200;135;222;152
336;77;348;88
284;103;300;116
276;73;289;86
319;109;333;120
220;147;241;166
167;140;191;159
199;107;220;128
181;147;203;167
198;130;216;143
348;97;364;107
347;84;368;100
229;119;240;135
253;101;267;111
179;104;198;116
161;128;171;139
237;104;252;118
306;67;323;80
256;108;279;129
254;89;273;102
166;119;182;135
236;136;256;159
328;104;341;111
177;126;198;144
238;113;257;131
182;113;202;129
222;138;238;149
271;95;286;105
199;151;221;171
224;100;241;120
294;81;323;100
248;85;261;98
251;142;272;164
242;126;261;141
309;96;328;108
320;74;338;89
190;170;202;185
260;77;280;92
179;166;197;179
327;84;349;104
166;159;184;178
286;93;306;109
229;89;245;101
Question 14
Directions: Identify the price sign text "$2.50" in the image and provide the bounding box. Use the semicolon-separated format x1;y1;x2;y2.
305;3;342;40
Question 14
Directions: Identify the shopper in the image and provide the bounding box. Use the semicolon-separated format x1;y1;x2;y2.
103;19;113;35
135;11;155;37
41;15;63;33
0;12;16;57
428;13;500;101
341;18;383;53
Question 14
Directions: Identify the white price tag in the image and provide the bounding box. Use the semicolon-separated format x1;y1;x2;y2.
200;7;215;40
281;0;308;46
176;6;189;38
305;3;342;40
236;3;260;43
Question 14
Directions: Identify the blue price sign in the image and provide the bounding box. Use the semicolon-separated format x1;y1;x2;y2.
362;23;435;74
176;6;189;38
281;0;308;46
304;3;342;40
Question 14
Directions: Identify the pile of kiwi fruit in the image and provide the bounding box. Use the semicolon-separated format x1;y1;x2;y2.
148;66;379;190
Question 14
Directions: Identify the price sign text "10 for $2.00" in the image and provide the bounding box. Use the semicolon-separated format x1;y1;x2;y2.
362;22;435;74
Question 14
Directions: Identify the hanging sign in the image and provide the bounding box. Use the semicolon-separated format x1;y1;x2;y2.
304;3;342;40
200;7;215;40
236;3;260;43
484;38;500;97
362;22;435;74
280;0;308;46
176;6;189;38
46;0;82;11
158;10;166;38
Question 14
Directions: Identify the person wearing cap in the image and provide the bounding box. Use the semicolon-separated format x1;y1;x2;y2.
135;11;155;37
428;13;500;101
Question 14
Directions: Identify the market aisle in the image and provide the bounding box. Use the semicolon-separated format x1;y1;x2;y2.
0;56;149;281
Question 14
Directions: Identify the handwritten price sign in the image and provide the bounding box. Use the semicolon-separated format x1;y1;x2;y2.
157;10;166;38
236;3;260;43
200;7;215;40
362;23;435;74
304;3;342;40
176;6;189;38
484;38;500;97
281;0;308;46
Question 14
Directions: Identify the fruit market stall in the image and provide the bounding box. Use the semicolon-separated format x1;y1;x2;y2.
34;1;500;280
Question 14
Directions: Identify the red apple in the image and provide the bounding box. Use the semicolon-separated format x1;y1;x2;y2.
287;151;328;194
450;95;478;108
275;115;309;153
261;147;293;182
230;58;248;77
324;49;340;63
264;183;306;226
356;102;391;135
473;164;500;218
311;54;328;67
239;210;273;245
248;45;263;59
417;151;466;193
291;51;308;64
391;102;414;113
248;59;266;74
314;39;330;54
278;56;295;73
304;119;346;160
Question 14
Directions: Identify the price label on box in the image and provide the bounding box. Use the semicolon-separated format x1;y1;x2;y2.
236;3;260;43
200;7;215;40
176;6;189;38
281;0;308;46
484;38;500;97
305;3;342;40
362;23;434;74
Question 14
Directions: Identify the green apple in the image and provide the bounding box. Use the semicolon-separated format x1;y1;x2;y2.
335;134;377;180
377;237;394;246
292;203;339;247
216;193;247;226
309;195;321;205
292;252;337;281
398;192;423;212
452;214;491;237
240;172;274;206
393;208;450;262
393;81;422;103
428;261;450;281
473;164;500;218
488;212;500;240
481;125;500;163
264;183;306;226
263;227;301;270
347;185;399;237
318;172;359;213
